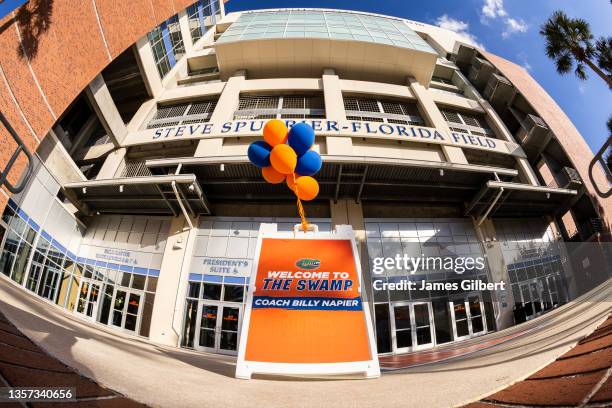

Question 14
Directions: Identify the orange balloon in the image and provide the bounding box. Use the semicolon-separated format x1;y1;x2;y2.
262;166;285;184
270;144;297;174
263;119;288;147
286;173;300;191
294;176;319;201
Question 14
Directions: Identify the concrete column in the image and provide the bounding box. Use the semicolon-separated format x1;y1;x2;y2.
134;39;164;98
478;98;540;186
471;217;514;331
37;130;87;183
407;77;468;164
194;70;246;157
178;10;193;54
85;74;128;146
322;69;346;120
96;147;127;179
149;215;197;347
330;199;349;226
322;69;352;155
330;199;367;267
330;199;375;324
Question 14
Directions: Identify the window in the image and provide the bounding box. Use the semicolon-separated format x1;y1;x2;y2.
233;95;325;120
440;109;494;137
495;219;568;319
218;10;436;53
147;99;218;129
344;97;424;125
148;15;186;78
187;0;221;43
0;204;161;338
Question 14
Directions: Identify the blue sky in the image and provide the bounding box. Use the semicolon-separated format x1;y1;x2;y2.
226;0;612;152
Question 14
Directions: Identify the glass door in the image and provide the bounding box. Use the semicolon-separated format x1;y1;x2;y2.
519;280;546;321
75;279;101;320
519;283;534;319
450;298;471;340
198;303;218;350
391;302;434;353
392;303;413;352
529;281;543;315
468;295;485;335
219;306;241;353
195;302;242;355
110;289;142;333
450;294;487;340
38;263;61;302
546;275;559;308
413;302;434;350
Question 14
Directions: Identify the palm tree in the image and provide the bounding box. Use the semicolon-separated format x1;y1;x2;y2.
540;11;612;88
595;37;612;80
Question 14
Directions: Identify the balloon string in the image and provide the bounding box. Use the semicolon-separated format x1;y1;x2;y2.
292;172;309;232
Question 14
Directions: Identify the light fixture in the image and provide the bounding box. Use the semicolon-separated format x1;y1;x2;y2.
546;193;550;199
220;163;225;172
82;187;87;194
439;169;444;177
119;185;124;193
188;184;195;192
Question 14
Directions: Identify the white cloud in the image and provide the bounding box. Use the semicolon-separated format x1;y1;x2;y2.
435;14;485;49
480;0;528;38
503;18;528;38
482;0;507;19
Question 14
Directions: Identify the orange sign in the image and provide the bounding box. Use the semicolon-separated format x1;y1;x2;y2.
244;237;371;364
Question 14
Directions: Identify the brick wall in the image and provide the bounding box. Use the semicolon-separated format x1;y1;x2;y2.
0;0;195;210
482;51;611;228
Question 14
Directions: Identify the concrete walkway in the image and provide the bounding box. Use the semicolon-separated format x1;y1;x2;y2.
0;277;610;408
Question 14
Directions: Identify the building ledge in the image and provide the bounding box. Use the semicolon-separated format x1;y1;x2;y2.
215;37;438;85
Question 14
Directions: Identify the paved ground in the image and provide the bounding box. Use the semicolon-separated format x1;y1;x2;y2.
0;277;610;408
0;309;146;407
464;315;612;408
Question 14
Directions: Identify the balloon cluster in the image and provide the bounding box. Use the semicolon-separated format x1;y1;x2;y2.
247;120;321;201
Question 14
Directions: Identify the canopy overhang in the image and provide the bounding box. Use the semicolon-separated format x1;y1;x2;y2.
465;180;577;220
63;174;211;217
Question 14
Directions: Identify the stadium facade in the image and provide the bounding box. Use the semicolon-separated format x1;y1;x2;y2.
0;2;610;357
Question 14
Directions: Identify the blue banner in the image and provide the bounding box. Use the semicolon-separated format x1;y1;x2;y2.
252;296;363;311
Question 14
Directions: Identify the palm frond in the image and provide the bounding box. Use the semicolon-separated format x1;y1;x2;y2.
574;63;588;80
556;53;573;74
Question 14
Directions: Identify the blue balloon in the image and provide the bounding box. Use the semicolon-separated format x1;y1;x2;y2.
295;150;322;176
247;141;271;168
288;123;315;156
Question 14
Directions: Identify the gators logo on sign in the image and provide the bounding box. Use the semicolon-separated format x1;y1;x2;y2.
296;258;320;270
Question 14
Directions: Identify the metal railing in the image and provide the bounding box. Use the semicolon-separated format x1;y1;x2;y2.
233;95;325;120
343;97;424;125
589;136;612;198
0;111;33;194
146;100;218;129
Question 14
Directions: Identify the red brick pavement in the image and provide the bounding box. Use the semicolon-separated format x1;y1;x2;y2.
0;310;147;407
464;314;612;407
